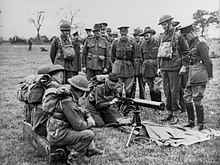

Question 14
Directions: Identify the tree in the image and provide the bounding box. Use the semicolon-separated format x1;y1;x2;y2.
56;4;84;35
28;11;45;42
193;10;219;37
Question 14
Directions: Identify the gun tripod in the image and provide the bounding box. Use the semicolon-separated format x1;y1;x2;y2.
125;105;148;147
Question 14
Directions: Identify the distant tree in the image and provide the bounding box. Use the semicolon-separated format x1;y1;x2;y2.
28;11;45;42
193;10;219;37
56;4;84;35
9;35;26;44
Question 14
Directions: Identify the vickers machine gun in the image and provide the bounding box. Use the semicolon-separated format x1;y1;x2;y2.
117;97;165;147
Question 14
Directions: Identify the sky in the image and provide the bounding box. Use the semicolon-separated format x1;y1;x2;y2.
0;0;219;39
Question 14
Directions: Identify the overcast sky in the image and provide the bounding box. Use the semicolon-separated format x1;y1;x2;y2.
0;0;219;39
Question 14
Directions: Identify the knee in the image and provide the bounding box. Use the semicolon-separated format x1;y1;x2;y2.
83;130;95;140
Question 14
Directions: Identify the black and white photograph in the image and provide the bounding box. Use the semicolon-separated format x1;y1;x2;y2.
0;0;220;164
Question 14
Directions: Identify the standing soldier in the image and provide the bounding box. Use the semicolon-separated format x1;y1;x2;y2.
111;26;136;98
72;31;82;74
82;28;93;45
179;24;213;131
140;27;161;101
106;27;112;37
100;22;114;73
82;23;109;80
131;28;145;99
157;15;190;124
50;23;78;83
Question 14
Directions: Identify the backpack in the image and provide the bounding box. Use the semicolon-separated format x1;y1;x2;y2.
17;74;52;104
57;37;76;61
42;85;71;115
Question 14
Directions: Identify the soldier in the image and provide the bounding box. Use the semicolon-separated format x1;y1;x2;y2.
140;27;161;101
72;31;82;74
131;28;145;99
85;73;120;127
106;27;112;37
82;28;93;45
45;75;103;163
32;64;65;137
27;38;32;51
179;24;213;130
100;22;114;72
111;26;136;98
112;31;119;40
82;23;109;80
157;15;190;124
50;23;78;83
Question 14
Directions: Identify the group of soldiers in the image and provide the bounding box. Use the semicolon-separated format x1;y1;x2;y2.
21;14;213;164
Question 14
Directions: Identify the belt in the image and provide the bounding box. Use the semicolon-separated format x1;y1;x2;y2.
144;59;157;63
88;53;104;58
116;58;130;61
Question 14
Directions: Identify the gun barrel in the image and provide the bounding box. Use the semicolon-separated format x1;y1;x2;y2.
133;98;165;110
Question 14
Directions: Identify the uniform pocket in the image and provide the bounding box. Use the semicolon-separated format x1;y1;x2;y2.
190;65;208;85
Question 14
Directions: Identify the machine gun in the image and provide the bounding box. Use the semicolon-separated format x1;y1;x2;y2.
116;97;165;147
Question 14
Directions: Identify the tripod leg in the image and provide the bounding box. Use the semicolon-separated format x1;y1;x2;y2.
125;125;136;147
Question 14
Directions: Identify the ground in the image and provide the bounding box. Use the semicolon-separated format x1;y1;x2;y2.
0;44;220;165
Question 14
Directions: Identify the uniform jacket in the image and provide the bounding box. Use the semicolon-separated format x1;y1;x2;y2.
141;38;159;78
85;83;119;111
47;90;92;144
111;38;136;78
187;36;213;86
82;36;109;70
157;28;189;71
50;35;80;71
134;40;143;75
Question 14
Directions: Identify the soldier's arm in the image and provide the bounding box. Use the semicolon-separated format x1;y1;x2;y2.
111;41;116;63
50;38;58;64
197;42;213;78
104;40;109;68
82;40;88;68
62;98;93;131
178;35;190;66
95;86;112;109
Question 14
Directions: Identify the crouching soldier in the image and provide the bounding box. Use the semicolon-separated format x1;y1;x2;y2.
85;73;120;127
44;75;103;163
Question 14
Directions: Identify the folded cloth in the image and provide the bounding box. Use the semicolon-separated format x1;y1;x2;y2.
141;121;220;147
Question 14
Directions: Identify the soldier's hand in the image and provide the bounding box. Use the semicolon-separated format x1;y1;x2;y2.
179;65;186;75
157;69;161;76
82;67;86;73
103;68;108;73
87;116;95;126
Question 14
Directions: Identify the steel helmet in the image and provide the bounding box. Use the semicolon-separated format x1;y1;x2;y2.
158;15;174;25
60;23;71;31
37;64;51;75
48;64;65;75
68;75;90;92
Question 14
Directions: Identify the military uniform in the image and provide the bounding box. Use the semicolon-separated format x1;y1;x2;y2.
82;36;109;80
158;27;189;112
179;24;213;130
50;34;79;83
111;37;136;97
131;29;145;99
85;83;119;127
46;89;95;154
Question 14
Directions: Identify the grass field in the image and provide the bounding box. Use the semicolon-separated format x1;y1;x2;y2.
0;44;220;165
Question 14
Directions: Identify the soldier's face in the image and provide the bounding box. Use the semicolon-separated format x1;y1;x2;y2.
161;22;169;32
107;79;117;90
144;33;152;41
133;35;140;42
93;30;101;37
183;32;193;42
62;30;70;37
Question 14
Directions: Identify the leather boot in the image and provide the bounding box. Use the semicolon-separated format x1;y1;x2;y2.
194;104;204;131
160;111;173;122
150;90;155;101
183;103;195;128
